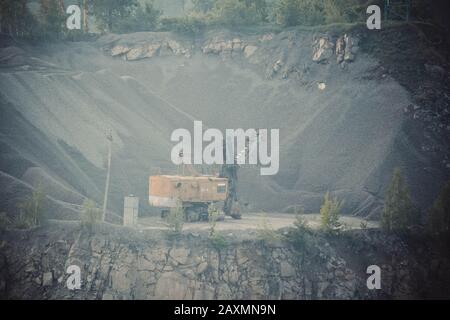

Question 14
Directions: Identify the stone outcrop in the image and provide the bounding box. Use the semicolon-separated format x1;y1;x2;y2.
343;34;359;62
1;222;449;300
312;36;335;63
202;37;245;58
109;40;191;61
105;31;360;67
313;34;359;65
104;31;359;81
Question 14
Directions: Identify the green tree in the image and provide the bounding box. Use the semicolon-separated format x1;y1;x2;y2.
213;0;268;26
115;1;162;33
273;0;361;27
191;0;217;13
0;212;11;230
382;168;419;232
165;200;184;235
91;0;138;32
274;0;324;27
427;180;450;235
80;199;102;231
39;0;66;39
319;192;342;233
0;0;38;37
208;203;219;237
284;211;311;253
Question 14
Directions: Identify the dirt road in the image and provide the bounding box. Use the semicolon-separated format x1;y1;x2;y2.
138;213;378;233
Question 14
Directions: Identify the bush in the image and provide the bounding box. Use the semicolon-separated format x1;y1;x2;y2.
0;212;12;230
80;199;102;231
272;0;362;27
207;204;229;249
192;0;217;13
208;233;229;250
39;0;67;40
165;200;184;235
427;180;450;235
188;0;268;28
320;192;342;233
115;2;162;33
91;0;138;33
213;0;268;26
17;185;47;229
284;213;311;252
159;15;207;35
256;213;282;245
208;204;219;237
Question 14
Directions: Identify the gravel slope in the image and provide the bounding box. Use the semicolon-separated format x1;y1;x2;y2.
0;29;433;219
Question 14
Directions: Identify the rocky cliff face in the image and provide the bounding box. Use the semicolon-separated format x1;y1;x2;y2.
1;223;449;300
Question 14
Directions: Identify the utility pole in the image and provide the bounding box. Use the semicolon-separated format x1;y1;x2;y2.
83;0;89;33
102;130;113;222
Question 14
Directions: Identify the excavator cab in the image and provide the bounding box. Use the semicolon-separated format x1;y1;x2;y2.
149;175;229;222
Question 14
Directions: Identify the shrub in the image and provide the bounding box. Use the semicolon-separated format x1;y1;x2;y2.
165;200;184;235
192;0;217;13
91;0;138;33
320;192;342;233
208;204;219;237
382;168;420;232
213;0;268;26
207;204;229;249
159;15;207;35
0;212;12;230
284;213;311;252
272;0;362;27
256;213;282;245
209;233;229;250
427;180;450;235
80;199;102;231
115;2;162;33
17;185;47;228
189;0;268;28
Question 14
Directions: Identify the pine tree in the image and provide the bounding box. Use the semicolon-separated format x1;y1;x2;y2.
91;0;138;33
0;0;37;37
40;0;66;39
320;192;342;232
382;168;419;232
427;180;450;235
192;0;217;13
115;1;162;33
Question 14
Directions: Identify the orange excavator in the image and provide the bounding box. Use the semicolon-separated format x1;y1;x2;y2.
148;141;241;222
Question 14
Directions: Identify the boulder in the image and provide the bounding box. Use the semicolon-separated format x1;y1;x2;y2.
344;34;359;62
336;36;346;64
196;261;208;275
244;45;258;58
312;37;334;63
170;247;190;265
126;47;147;61
111;45;130;57
42;272;53;287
